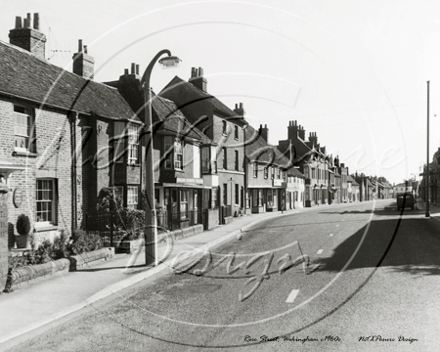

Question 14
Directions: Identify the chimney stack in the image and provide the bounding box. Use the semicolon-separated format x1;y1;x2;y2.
259;124;269;143
233;102;245;120
72;39;95;80
9;12;46;60
287;120;300;140
189;67;207;92
309;132;318;146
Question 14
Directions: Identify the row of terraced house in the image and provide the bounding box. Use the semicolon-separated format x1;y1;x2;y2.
0;13;393;280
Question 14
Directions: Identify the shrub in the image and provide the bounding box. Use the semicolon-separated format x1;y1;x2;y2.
52;230;71;260
16;214;31;236
27;239;54;265
69;229;103;255
116;208;145;240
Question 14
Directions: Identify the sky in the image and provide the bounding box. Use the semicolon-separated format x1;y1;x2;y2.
1;0;440;185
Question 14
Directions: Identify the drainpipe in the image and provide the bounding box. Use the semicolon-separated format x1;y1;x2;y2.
69;111;78;234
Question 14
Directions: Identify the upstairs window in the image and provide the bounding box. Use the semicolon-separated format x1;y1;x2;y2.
14;105;35;152
222;147;227;169
253;163;258;178
234;150;239;171
163;136;183;170
234;125;239;140
174;139;183;170
277;168;281;179
222;120;227;135
164;136;173;169
127;124;139;165
201;146;211;173
264;167;268;179
271;166;275;179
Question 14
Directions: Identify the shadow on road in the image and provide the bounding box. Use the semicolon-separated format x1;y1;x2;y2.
318;201;426;216
315;216;440;277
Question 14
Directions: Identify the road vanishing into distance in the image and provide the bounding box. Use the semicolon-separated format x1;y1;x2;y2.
9;200;440;352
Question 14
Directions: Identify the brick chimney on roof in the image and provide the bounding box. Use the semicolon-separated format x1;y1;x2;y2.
309;132;318;146
9;13;46;60
72;39;95;80
189;67;207;92
259;124;269;142
233;102;245;119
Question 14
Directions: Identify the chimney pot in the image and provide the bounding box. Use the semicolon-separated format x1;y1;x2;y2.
83;45;87;54
198;67;203;76
26;13;31;28
136;64;139;75
78;39;83;52
239;102;243;109
124;68;129;75
33;13;39;30
15;16;22;29
191;67;197;77
23;18;29;28
131;63;135;74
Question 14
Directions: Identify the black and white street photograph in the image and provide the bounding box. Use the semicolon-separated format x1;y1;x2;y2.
0;1;439;351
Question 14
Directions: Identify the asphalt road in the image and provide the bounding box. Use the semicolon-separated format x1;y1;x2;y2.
11;200;440;351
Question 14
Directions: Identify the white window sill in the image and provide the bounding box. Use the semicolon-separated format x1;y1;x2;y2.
34;223;58;232
13;149;37;157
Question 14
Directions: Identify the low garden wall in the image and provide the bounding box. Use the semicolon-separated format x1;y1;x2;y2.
8;247;114;291
158;224;204;245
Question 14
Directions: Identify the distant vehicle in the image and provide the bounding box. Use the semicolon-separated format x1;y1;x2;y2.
397;193;415;211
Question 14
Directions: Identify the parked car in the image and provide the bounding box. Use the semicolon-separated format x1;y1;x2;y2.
397;193;415;211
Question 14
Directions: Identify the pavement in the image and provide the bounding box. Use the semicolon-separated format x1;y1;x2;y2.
0;198;439;350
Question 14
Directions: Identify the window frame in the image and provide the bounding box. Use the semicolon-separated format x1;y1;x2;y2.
127;186;139;209
222;147;227;170
174;139;183;170
36;178;57;225
234;150;239;171
127;124;139;165
164;136;173;169
14;105;35;153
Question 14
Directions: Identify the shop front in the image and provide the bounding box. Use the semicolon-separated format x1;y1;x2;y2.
156;178;211;231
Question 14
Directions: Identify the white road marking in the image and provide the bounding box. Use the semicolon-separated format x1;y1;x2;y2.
329;233;334;237
317;249;324;255
286;289;299;303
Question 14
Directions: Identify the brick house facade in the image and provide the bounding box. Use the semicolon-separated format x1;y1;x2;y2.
105;67;219;230
0;14;140;247
160;68;248;223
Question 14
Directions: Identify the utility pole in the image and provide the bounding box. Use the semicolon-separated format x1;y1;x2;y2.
426;80;430;218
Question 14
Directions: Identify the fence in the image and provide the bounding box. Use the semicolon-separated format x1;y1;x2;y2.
84;209;204;243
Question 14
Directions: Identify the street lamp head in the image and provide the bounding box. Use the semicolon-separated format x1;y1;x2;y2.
159;55;181;68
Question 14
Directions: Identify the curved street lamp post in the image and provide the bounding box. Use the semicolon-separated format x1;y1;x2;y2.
141;50;181;266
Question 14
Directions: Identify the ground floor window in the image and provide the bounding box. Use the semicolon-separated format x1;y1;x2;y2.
246;190;250;208
223;184;228;205
235;184;239;205
212;188;218;209
180;189;189;219
127;186;138;209
36;179;57;224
